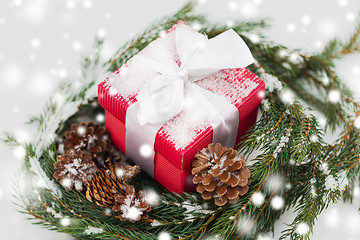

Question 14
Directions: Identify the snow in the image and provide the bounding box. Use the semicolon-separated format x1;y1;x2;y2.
296;222;310;235
84;226;103;235
13;146;26;159
325;171;348;192
270;196;284;210
60;217;71;227
126;206;142;221
259;72;282;92
265;174;284;192
228;1;238;11
181;201;214;221
96;113;105;122
31;38;41;48
236;216;256;235
160;69;260;150
302;15;311;25
158;232;171;240
120;193;146;221
72;41;82;51
280;89;295;104
273;126;292;159
139;144;153;158
83;0;93;9
115;168;125;178
46;207;63;218
328;90;341;103
238;1;257;18
257;235;273;240
61;178;72;189
151;219;162;226
251;192;265;206
339;0;348;7
354;117;360;129
2;64;23;87
310;134;318;143
105;25;260;150
144;190;159;206
286;23;297;33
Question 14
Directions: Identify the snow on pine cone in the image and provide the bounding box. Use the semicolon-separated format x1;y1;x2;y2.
192;143;251;206
112;185;151;222
63;121;114;168
54;149;97;191
85;162;143;214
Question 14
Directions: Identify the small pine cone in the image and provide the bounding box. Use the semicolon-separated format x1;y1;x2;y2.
63;121;114;167
85;162;141;208
54;149;97;191
112;185;151;222
192;143;251;206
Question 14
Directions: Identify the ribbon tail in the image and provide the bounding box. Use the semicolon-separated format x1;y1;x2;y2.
188;83;239;148
126;102;163;177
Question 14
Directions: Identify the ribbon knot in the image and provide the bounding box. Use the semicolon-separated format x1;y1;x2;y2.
178;66;189;84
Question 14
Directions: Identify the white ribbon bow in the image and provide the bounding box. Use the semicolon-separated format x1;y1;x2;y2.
124;24;255;177
135;25;255;125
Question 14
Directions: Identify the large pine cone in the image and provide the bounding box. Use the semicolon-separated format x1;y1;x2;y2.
54;149;97;191
63;121;114;167
112;185;151;222
192;143;251;206
85;162;141;208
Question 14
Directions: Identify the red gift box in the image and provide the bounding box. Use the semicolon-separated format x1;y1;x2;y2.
98;22;265;194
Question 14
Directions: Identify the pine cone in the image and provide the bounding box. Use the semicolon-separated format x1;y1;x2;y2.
85;162;141;208
54;149;97;191
63;121;114;167
192;143;251;206
112;185;151;222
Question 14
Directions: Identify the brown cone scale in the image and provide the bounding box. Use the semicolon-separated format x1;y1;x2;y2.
192;143;251;206
62;121;116;168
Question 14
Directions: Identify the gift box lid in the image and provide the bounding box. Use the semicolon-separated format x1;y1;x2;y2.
98;21;265;171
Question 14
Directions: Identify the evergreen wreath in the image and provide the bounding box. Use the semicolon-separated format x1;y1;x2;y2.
3;1;360;239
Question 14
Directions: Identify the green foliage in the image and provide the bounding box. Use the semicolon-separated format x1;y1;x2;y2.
4;1;360;240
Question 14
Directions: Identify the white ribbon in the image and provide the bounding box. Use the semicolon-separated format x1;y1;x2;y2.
125;24;254;176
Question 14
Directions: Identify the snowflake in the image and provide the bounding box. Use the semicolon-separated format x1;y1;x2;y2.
296;222;309;235
270;196;284;210
289;52;303;64
60;217;71;227
251;192;264;206
158;232;171;240
328;90;341;103
145;190;159;205
139;144;153;158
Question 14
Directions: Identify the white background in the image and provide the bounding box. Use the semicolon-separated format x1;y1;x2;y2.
1;0;360;239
